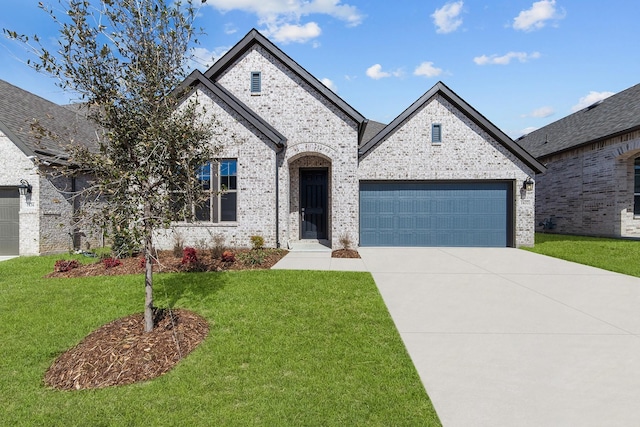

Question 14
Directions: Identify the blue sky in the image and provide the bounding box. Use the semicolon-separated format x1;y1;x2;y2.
1;0;639;138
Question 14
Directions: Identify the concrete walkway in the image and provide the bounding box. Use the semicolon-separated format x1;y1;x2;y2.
0;256;17;262
271;250;367;271
273;246;640;426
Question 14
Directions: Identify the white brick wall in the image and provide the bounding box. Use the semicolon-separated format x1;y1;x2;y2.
153;86;280;250
358;95;536;247
217;45;360;249
0;131;40;255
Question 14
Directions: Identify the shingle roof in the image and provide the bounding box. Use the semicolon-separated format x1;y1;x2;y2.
517;82;640;159
0;79;99;164
359;81;546;173
359;120;386;146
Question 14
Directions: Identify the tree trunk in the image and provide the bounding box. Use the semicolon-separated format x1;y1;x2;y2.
144;206;154;332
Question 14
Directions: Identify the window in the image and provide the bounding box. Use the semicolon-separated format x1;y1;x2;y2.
634;158;640;216
251;71;261;94
431;123;442;143
193;159;238;222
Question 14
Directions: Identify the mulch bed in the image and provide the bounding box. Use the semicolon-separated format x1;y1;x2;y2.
47;248;289;278
331;249;361;258
45;309;209;390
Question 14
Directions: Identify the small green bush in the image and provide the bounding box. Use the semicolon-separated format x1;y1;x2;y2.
237;250;266;266
250;235;264;250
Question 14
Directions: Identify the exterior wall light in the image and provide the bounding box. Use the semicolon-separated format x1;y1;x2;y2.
18;179;32;196
522;177;534;192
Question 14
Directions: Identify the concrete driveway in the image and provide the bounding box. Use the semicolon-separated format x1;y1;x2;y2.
358;247;640;427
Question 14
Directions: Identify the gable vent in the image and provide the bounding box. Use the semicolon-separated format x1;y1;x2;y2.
251;71;261;94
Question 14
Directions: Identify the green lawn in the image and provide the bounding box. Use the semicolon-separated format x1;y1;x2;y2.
0;256;440;426
523;233;640;277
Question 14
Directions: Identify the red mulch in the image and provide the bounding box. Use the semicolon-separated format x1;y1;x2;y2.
47;248;289;278
45;309;209;390
331;249;361;258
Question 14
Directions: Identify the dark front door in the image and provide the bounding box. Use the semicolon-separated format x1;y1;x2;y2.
300;169;328;240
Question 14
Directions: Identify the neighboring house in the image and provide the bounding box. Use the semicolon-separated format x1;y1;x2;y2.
154;29;545;250
0;79;99;256
517;82;640;238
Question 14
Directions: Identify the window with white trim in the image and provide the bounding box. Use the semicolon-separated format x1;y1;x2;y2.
431;123;442;143
194;159;238;222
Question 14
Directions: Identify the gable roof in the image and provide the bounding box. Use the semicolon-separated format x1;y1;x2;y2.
204;29;366;135
517;82;640;159
177;70;286;148
0;79;98;165
359;81;545;173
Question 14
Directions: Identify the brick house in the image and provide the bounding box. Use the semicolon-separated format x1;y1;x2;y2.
0;79;100;256
0;29;544;255
517;82;640;238
153;29;545;250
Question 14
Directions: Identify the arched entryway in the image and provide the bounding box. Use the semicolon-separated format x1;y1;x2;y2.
288;154;332;244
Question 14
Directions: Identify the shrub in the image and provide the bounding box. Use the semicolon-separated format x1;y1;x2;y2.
112;232;139;258
339;232;352;250
221;250;235;263
250;235;264;250
210;233;226;259
172;233;185;257
237;250;265;266
54;259;79;272
103;257;122;269
181;247;198;265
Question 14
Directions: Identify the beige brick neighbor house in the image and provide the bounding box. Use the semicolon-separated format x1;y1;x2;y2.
154;29;544;250
0;29;545;255
517;82;640;238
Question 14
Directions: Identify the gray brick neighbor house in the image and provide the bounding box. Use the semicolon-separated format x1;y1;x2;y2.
0;80;100;256
517;82;640;238
0;29;545;255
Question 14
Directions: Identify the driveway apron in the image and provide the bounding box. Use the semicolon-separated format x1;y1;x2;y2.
358;247;640;427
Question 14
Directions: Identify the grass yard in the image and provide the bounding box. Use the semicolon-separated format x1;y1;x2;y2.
0;256;440;426
524;233;640;277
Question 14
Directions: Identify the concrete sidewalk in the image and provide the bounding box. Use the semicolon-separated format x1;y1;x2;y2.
271;250;367;271
358;247;640;427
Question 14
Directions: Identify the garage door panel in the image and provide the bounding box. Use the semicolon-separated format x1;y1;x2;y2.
360;182;512;247
0;188;20;255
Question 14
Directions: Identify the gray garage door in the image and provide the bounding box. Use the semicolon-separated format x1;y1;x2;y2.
0;188;20;255
360;182;513;247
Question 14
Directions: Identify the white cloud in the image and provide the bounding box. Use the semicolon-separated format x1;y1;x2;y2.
570;91;614;112
366;64;390;80
520;126;539;136
473;51;541;65
365;64;403;80
432;1;464;34
522;106;555;118
270;22;322;43
513;0;565;32
414;62;443;78
321;78;337;92
224;23;238;35
188;46;230;70
205;0;364;43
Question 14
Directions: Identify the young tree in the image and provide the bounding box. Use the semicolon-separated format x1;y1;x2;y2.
5;0;216;331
